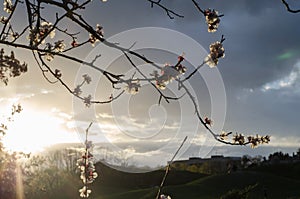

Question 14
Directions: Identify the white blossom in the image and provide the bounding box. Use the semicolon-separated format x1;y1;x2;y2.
160;194;172;199
84;95;92;107
152;63;186;90
205;41;225;68
45;53;54;61
79;186;91;198
204;9;221;33
73;85;82;96
40;22;55;39
54;40;66;52
0;16;8;24
125;79;141;95
3;0;13;13
83;74;92;84
27;22;55;45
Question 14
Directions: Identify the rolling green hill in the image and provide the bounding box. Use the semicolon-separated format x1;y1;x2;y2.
84;161;300;199
33;160;300;199
98;171;300;199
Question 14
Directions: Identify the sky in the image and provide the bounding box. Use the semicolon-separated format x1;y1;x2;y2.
1;0;300;168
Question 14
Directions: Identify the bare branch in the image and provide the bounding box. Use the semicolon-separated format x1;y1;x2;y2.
155;136;188;199
191;0;205;15
282;0;300;13
148;0;184;19
34;51;124;105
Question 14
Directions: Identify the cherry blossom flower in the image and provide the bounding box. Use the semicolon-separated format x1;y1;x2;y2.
54;69;62;78
204;9;221;32
45;53;54;61
3;0;13;13
204;117;213;126
219;131;232;140
73;85;82;96
83;74;92;84
205;41;225;68
0;16;8;24
54;40;66;52
160;194;172;199
261;135;270;144
10;32;19;40
89;34;98;46
79;186;91;198
96;24;104;38
247;134;269;148
89;24;104;46
233;133;245;145
71;40;78;47
125;79;141;95
178;54;185;62
151;63;186;90
28;22;55;45
0;49;28;85
40;22;55;39
84;95;92;107
12;104;22;114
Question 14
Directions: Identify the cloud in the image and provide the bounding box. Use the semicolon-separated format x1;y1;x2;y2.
262;60;300;93
40;89;54;94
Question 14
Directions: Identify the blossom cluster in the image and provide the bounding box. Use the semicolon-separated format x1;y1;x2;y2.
0;16;8;24
72;74;93;107
151;63;186;90
218;131;270;148
83;95;92;107
77;140;98;198
89;24;104;46
11;104;22;115
0;49;27;85
247;134;270;148
125;79;141;95
205;41;225;68
204;8;221;32
219;131;232;141
28;22;55;46
204;117;213;126
3;0;14;13
160;194;172;199
45;40;66;61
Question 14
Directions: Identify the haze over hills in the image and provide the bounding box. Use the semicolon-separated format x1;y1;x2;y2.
43;142;299;169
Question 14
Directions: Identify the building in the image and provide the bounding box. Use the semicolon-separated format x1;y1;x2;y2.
170;155;242;174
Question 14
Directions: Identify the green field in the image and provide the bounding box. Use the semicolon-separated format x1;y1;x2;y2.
21;161;300;199
86;162;300;199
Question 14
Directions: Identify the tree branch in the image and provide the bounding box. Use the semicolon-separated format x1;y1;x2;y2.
148;0;184;19
281;0;300;13
155;136;188;199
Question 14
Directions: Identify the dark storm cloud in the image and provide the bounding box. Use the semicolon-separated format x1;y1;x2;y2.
170;0;300;89
88;0;300;89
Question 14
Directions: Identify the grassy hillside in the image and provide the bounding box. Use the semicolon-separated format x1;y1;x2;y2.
99;171;300;199
94;161;207;187
35;161;300;199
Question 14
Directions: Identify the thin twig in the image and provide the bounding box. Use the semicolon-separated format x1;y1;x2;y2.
281;0;300;13
191;0;205;15
155;136;188;199
148;0;184;19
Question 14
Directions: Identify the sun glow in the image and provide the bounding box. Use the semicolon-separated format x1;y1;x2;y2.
2;107;79;153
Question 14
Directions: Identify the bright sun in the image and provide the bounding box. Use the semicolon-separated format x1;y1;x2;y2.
2;107;79;153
